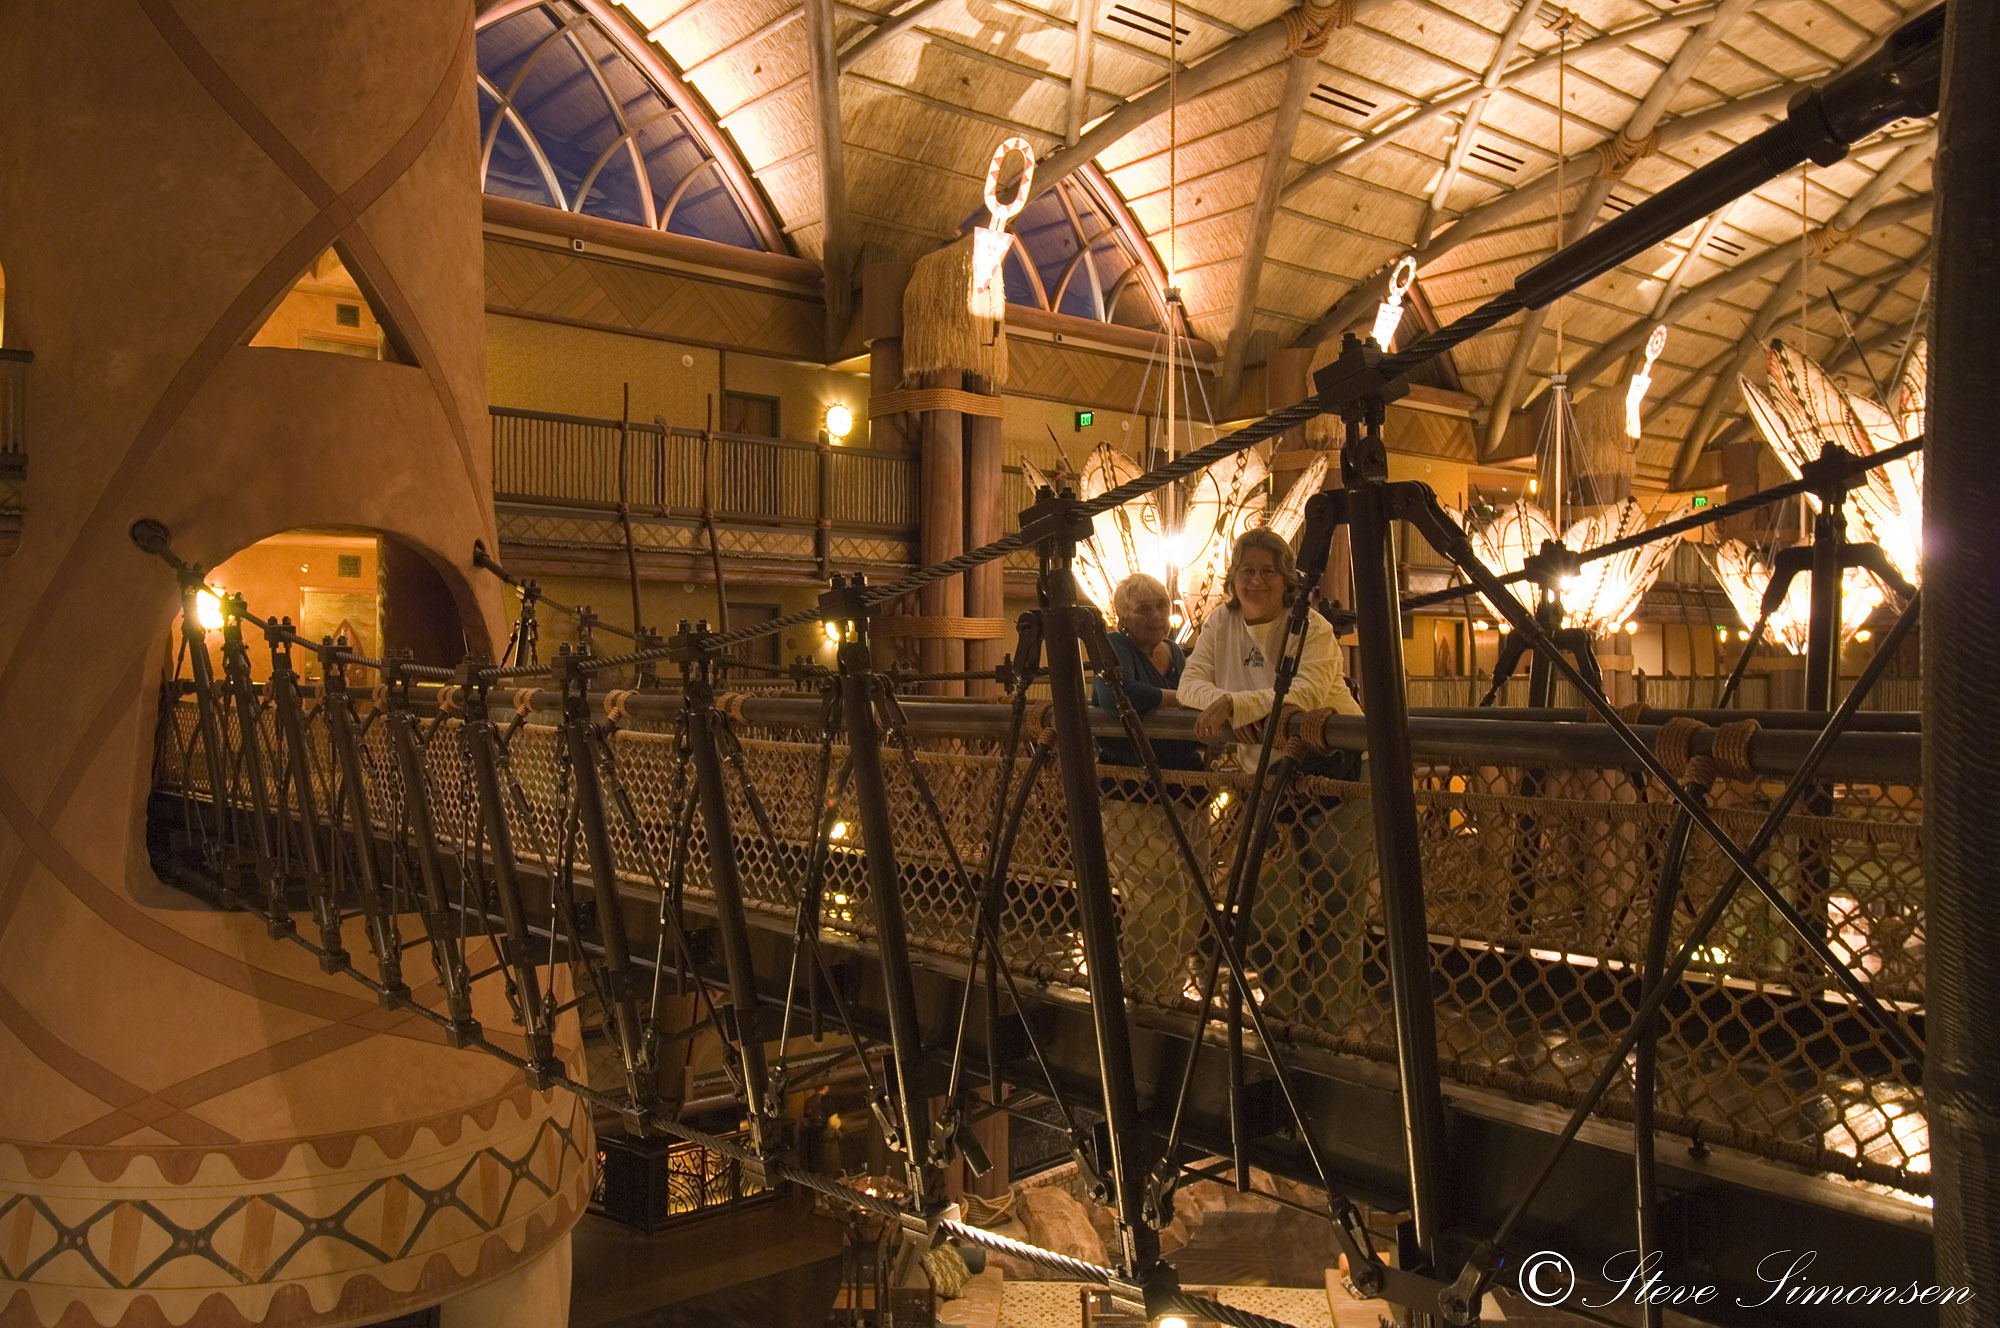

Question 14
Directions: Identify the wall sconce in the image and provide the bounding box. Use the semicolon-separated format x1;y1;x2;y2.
824;403;854;440
195;589;226;632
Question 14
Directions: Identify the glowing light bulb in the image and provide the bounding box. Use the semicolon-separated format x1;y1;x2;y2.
1737;630;1751;642
1716;627;1729;641
195;590;225;632
1854;629;1872;643
1473;620;1492;631
822;620;842;644
1527;478;1540;495
1157;1318;1191;1328
1623;621;1639;635
829;821;849;840
824;403;854;440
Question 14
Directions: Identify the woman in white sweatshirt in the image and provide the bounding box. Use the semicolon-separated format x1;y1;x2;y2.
1179;528;1372;1031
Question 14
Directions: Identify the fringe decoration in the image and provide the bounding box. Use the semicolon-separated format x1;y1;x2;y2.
902;233;1008;386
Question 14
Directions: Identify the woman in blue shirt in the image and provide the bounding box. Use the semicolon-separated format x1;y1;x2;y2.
1093;574;1208;1004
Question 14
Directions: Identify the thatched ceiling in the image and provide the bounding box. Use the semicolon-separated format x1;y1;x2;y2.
548;0;1935;487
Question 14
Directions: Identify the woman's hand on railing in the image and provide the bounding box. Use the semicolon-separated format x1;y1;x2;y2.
1192;695;1234;742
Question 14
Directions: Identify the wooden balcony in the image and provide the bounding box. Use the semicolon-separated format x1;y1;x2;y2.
491;406;919;583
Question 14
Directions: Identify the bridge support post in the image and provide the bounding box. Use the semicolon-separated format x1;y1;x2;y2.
268;623;346;970
383;657;480;1044
557;652;657;1115
1325;342;1450;1309
217;592;287;929
1015;494;1159;1279
823;577;936;1203
461;666;564;1087
1928;2;2000;1312
322;648;407;1000
676;624;779;1150
177;573;239;891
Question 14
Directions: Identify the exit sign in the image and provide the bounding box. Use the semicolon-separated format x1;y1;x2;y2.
1075;410;1094;429
1691;494;1709;507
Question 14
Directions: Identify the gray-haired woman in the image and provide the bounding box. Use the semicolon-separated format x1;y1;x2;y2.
1093;573;1208;1004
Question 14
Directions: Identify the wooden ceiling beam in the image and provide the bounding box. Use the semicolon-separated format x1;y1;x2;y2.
1217;51;1321;406
1564;139;1934;400
1480;0;1760;460
806;0;854;349
1068;0;1096;144
1421;0;1542;245
839;0;953;72
1279;3;1745;208
1026;0;1403;204
1292;83;1791;350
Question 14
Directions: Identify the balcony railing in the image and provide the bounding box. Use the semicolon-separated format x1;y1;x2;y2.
490;406;918;569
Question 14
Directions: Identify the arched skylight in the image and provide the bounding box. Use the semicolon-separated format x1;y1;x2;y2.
998;174;1167;333
476;3;771;251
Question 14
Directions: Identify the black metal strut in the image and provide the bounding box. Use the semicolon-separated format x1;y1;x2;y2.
216;592;287;929
673;622;780;1150
821;576;936;1205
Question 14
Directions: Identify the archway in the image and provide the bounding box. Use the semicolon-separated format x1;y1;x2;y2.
172;527;473;684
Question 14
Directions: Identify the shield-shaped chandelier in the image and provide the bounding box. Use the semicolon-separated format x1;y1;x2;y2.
1024;444;1328;642
1706;338;1925;652
1460;497;1680;635
1706;540;1885;654
1739;337;1925;584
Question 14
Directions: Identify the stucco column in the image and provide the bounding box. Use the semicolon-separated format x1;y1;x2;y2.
0;5;584;1326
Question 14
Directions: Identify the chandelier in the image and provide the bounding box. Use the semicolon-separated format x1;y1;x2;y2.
1025;444;1329;642
1704;337;1926;653
1460;496;1679;635
1706;539;1885;655
1739;337;1925;584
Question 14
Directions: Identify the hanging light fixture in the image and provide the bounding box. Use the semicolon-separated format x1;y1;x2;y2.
1558;497;1682;634
1625;324;1667;439
1016;1;1334;645
1739;337;1924;584
1370;255;1417;349
969;138;1034;321
1458;496;1681;633
1706;539;1885;654
1025;445;1327;642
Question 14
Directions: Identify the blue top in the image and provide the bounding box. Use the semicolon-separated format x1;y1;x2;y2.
1093;631;1206;781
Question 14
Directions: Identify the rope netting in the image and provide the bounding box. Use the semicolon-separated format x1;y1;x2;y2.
156;699;1930;1193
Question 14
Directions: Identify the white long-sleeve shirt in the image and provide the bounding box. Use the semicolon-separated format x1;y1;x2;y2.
1179;605;1363;732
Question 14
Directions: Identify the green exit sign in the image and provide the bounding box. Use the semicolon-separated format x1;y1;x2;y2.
1691;494;1709;507
1075;410;1094;430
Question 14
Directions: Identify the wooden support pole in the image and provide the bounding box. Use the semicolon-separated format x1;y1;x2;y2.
919;375;966;690
965;411;1004;696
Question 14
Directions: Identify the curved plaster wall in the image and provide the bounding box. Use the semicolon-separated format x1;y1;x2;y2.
0;3;581;1324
